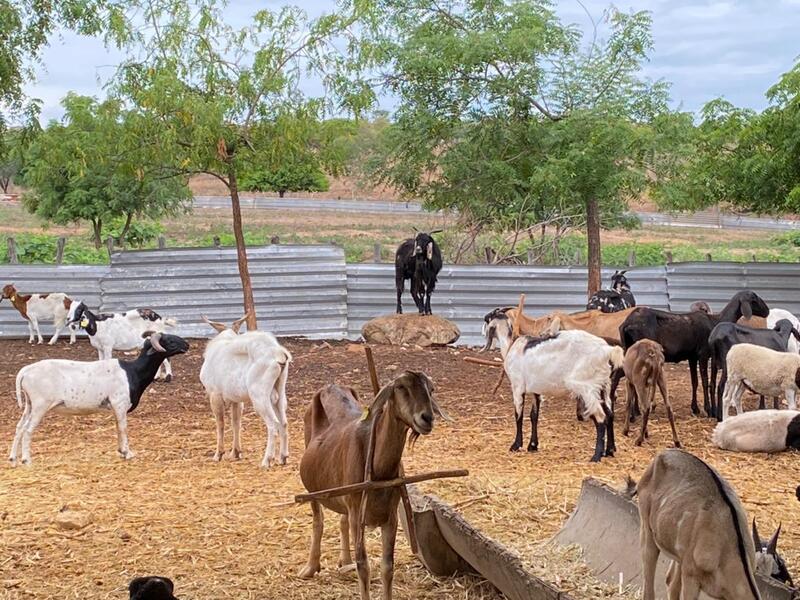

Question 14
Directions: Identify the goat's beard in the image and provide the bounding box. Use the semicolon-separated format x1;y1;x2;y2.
407;430;420;450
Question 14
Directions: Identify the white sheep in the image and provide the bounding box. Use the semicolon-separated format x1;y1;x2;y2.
768;308;800;353
721;343;800;419
712;409;800;453
1;284;76;344
482;308;624;462
199;316;292;468
9;333;189;466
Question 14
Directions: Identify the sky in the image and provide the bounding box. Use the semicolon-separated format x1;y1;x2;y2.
21;0;800;123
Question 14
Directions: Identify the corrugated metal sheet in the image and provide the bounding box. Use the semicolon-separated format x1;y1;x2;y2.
192;196;428;214
102;245;348;339
347;265;669;346
667;262;800;315
0;265;108;339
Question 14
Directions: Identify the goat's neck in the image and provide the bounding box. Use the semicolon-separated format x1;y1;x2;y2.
120;351;169;409
369;400;410;481
717;299;743;323
495;326;514;360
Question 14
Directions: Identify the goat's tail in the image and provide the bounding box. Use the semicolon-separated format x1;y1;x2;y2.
15;368;27;409
623;475;638;498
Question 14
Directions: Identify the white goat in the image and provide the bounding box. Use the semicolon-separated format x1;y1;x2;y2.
199;315;292;468
768;309;800;353
1;283;76;344
9;332;188;465
721;343;800;419
68;301;177;381
482;308;624;462
712;410;800;453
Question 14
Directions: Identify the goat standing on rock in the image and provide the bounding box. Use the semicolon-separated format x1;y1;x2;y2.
395;229;442;315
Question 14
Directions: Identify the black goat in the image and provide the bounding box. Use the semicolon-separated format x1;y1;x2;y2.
395;230;443;315
586;270;636;313
619;290;769;418
129;576;178;600
709;318;800;420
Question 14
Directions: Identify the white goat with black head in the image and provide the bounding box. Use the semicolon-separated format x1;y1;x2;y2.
199;315;292;467
68;301;177;381
9;332;188;466
482;308;624;462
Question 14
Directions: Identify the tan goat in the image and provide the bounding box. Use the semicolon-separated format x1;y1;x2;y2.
539;307;637;345
298;372;447;600
622;340;680;448
633;449;761;600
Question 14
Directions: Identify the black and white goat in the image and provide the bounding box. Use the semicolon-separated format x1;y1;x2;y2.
68;301;177;381
586;270;636;313
395;229;443;315
482;309;624;462
9;332;188;466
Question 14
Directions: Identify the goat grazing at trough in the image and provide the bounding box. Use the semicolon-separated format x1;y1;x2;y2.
394;229;443;315
712;410;800;453
68;301;178;381
482;309;624;462
1;284;76;344
622;340;680;448
720;343;800;419
199;315;292;467
632;448;762;600
299;372;447;599
710;319;800;420
9;332;188;466
619;290;769;418
752;521;794;587
586;270;636;313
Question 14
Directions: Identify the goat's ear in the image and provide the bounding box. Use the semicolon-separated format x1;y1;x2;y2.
201;315;227;333
768;524;781;555
792;328;800;341
752;519;762;549
795;367;800;390
740;297;753;320
431;396;452;422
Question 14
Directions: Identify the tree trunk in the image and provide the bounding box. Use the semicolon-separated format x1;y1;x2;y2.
228;165;258;331
118;212;134;245
0;176;9;193
278;189;286;198
586;197;601;297
91;219;103;249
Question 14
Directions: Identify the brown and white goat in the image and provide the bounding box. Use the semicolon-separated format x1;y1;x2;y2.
1;284;75;344
632;449;761;600
298;372;447;600
622;339;680;448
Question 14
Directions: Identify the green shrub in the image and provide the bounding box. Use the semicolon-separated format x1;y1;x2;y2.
107;218;164;248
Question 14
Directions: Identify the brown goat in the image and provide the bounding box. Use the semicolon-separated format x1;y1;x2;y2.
539;307;637;345
622;340;680;448
298;372;447;600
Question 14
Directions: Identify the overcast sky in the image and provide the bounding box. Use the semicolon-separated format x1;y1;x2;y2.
22;0;800;123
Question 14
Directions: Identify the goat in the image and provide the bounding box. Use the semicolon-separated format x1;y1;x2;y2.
622;340;680;448
721;343;800;419
394;229;443;315
1;283;76;344
482;309;624;462
199;315;292;467
129;576;179;600
768;309;800;353
298;372;447;599
632;448;762;600
712;410;800;453
9;332;188;466
752;521;794;587
537;307;636;346
586;270;636;313
619;290;769;418
68;301;177;381
710;319;800;420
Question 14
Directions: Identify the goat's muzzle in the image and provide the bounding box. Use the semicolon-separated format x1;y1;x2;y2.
413;412;434;435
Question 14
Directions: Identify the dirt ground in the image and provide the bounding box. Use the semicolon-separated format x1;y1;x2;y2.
1;338;799;600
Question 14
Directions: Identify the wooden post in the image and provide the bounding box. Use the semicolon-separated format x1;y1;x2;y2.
627;250;636;267
158;236;166;249
213;236;221;248
106;236;114;258
373;243;382;263
705;253;712;262
7;237;17;264
55;237;66;265
751;254;757;262
665;250;673;264
574;249;581;264
527;248;534;265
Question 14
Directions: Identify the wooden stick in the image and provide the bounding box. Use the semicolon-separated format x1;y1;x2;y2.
359;346;381;547
464;356;503;367
512;293;526;339
365;346;381;395
294;470;470;504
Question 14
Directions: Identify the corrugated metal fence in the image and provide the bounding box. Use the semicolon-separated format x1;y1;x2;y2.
2;249;800;345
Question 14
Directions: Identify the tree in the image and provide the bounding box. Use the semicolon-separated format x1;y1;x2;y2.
113;0;371;330
240;163;329;198
20;94;190;247
358;0;672;294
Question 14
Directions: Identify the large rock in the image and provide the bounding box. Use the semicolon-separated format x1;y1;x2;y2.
362;314;460;347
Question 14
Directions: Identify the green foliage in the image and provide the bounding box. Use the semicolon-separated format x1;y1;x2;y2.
0;233;107;264
240;164;329;197
107;218;164;248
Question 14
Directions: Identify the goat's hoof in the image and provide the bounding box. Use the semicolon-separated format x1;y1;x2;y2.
527;443;538;452
47;341;56;346
589;455;602;463
635;439;644;447
20;458;31;466
163;374;172;383
298;565;320;579
509;443;522;452
279;455;288;465
8;458;16;467
212;452;223;462
576;415;584;422
673;441;682;449
120;450;135;460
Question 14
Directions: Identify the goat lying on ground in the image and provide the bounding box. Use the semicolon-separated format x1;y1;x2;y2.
620;290;769;418
712;410;800;453
9;332;188;466
69;301;177;381
482;309;623;462
631;448;761;600
1;284;76;344
394;230;443;315
622;340;680;448
710;319;800;420
299;372;447;600
752;521;794;587
199;315;292;467
586;270;636;313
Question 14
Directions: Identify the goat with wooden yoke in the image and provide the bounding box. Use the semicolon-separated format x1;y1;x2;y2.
1;283;76;344
299;372;447;600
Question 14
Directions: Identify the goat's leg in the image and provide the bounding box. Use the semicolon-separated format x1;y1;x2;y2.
641;525;660;600
48;320;63;345
276;365;290;465
575;397;584;421
27;319;35;344
623;381;636;437
609;368;623;411
252;396;279;468
658;373;681;448
20;405;49;465
298;501;324;578
9;402;31;466
209;394;226;461
602;398;615;456
31;317;43;344
349;506;371;600
395;274;404;314
68;321;76;344
112;401;135;460
716;368;727;423
528;393;540;452
229;401;242;460
338;514;353;569
774;396;781;410
410;286;424;315
689;357;701;415
679;566;701;600
510;390;525;452
787;388;796;411
381;509;398;600
758;395;766;410
731;382;746;418
589;415;606;463
425;279;436;315
666;561;681;600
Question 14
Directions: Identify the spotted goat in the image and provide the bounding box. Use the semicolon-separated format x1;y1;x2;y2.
586;270;636;313
1;283;76;344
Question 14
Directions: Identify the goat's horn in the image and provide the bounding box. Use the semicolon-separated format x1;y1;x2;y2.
149;332;166;352
411;226;418;233
767;524;781;554
201;315;228;333
429;229;443;235
231;313;250;333
752;519;762;548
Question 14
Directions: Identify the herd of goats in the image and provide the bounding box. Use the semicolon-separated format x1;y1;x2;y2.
2;229;800;600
